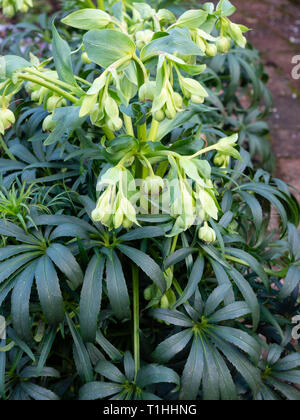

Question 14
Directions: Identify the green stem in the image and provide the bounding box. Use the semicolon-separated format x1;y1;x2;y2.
173;279;183;297
132;265;140;378
137;123;147;142
148;119;159;142
75;75;92;86
225;255;250;267
25;68;83;95
97;0;105;10
169;235;183;297
133;54;148;84
187;144;219;160
85;0;96;8
123;114;134;136
170;234;178;254
102;126;115;141
19;74;78;103
224;254;286;278
0;135;16;161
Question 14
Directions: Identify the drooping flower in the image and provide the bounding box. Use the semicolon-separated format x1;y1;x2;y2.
0;108;15;135
198;221;217;243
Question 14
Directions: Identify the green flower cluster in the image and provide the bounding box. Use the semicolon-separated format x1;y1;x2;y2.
0;0;33;17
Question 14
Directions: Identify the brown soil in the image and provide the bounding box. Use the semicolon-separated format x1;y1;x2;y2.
232;0;300;198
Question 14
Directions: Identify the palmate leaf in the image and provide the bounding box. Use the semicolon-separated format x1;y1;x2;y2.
179;334;204;400
95;360;126;384
224;247;269;291
79;382;124;400
152;329;194;364
79;352;179;401
174;255;205;308
52;23;77;87
19;382;59;401
265;378;300;401
279;265;300;299
35;256;64;326
117;244;166;293
36;327;57;376
96;331;122;362
83;29;135;68
0;252;39;286
210;335;261;397
210;260;235;305
66;314;94;383
11;262;37;342
151;293;262;400
6;327;35;362
256;346;300;400
105;250;131;320
80;254;105;343
136;364;180;390
225;267;260;330
46;243;83;290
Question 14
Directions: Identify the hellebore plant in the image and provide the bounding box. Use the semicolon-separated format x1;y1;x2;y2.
0;0;248;236
0;0;299;401
0;0;33;17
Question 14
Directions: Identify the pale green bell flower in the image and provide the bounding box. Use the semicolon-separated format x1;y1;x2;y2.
0;108;15;135
215;134;241;160
197;188;218;220
199;222;217;243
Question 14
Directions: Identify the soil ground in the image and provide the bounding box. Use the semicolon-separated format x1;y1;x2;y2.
232;0;300;199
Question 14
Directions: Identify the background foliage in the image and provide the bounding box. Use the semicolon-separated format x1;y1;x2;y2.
0;0;299;401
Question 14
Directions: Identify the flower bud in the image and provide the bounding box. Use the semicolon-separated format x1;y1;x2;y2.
173;92;183;109
156;9;176;26
46;95;66;112
206;43;218;57
3;4;15;17
143;175;164;192
119;196;138;226
92;186;115;225
122;217;133;229
228;22;247;48
191;95;205;104
195;35;207;52
144;284;157;301
139;81;156;102
0;108;15;134
135;30;154;50
42;114;56;132
214;152;230;168
106;116;123;132
160;294;170;309
180;77;208;100
31;88;47;103
81;52;92;64
216;37;231;53
113;205;124;229
198;188;218;220
165;105;176;120
104;96;119;120
199;222;216;243
215;134;241;160
80;93;98;117
161;289;176;308
154;110;165;122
